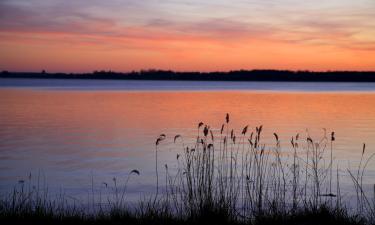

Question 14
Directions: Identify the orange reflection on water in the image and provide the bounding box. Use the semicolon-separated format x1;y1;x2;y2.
1;90;375;153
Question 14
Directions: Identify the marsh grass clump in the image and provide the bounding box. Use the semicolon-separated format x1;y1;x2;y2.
1;113;374;225
155;113;375;224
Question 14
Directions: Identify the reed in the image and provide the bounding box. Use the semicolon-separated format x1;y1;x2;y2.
157;114;374;224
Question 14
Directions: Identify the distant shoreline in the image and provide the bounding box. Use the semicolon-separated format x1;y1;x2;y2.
1;70;375;82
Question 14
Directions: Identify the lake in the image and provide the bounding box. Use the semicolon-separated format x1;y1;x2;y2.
0;78;375;206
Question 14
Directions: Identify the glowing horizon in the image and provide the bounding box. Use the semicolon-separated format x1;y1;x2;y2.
0;0;375;73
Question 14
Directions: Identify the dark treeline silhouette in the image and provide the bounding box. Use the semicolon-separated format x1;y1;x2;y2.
1;69;375;82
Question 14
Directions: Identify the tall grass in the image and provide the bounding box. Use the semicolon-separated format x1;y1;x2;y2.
1;114;374;224
157;114;375;223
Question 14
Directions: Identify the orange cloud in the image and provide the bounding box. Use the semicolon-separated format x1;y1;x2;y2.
0;0;374;72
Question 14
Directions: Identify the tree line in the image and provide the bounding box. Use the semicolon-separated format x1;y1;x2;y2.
2;69;375;82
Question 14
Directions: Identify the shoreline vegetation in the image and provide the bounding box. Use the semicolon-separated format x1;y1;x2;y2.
2;70;375;82
1;114;375;225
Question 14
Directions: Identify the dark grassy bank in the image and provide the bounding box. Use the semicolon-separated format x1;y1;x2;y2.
2;69;375;82
0;206;367;225
1;114;374;224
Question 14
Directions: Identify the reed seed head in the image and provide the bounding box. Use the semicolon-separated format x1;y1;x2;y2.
362;143;366;155
331;132;335;141
174;135;181;143
203;125;209;137
130;170;140;175
273;133;279;142
242;125;248;135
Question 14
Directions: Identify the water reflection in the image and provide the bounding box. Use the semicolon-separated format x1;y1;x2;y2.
0;88;374;202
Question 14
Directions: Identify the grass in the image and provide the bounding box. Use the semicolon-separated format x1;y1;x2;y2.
1;113;374;225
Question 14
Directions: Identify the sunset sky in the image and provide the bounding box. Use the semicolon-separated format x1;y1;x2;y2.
0;0;374;72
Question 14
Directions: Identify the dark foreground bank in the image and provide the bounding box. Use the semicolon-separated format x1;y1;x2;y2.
0;206;367;225
2;70;375;82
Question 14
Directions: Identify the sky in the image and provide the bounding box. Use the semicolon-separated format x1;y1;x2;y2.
0;0;374;72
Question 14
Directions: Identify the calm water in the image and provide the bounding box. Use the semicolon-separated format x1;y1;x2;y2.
1;78;375;204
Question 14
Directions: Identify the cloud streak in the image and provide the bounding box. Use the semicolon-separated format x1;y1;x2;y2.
0;0;374;71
